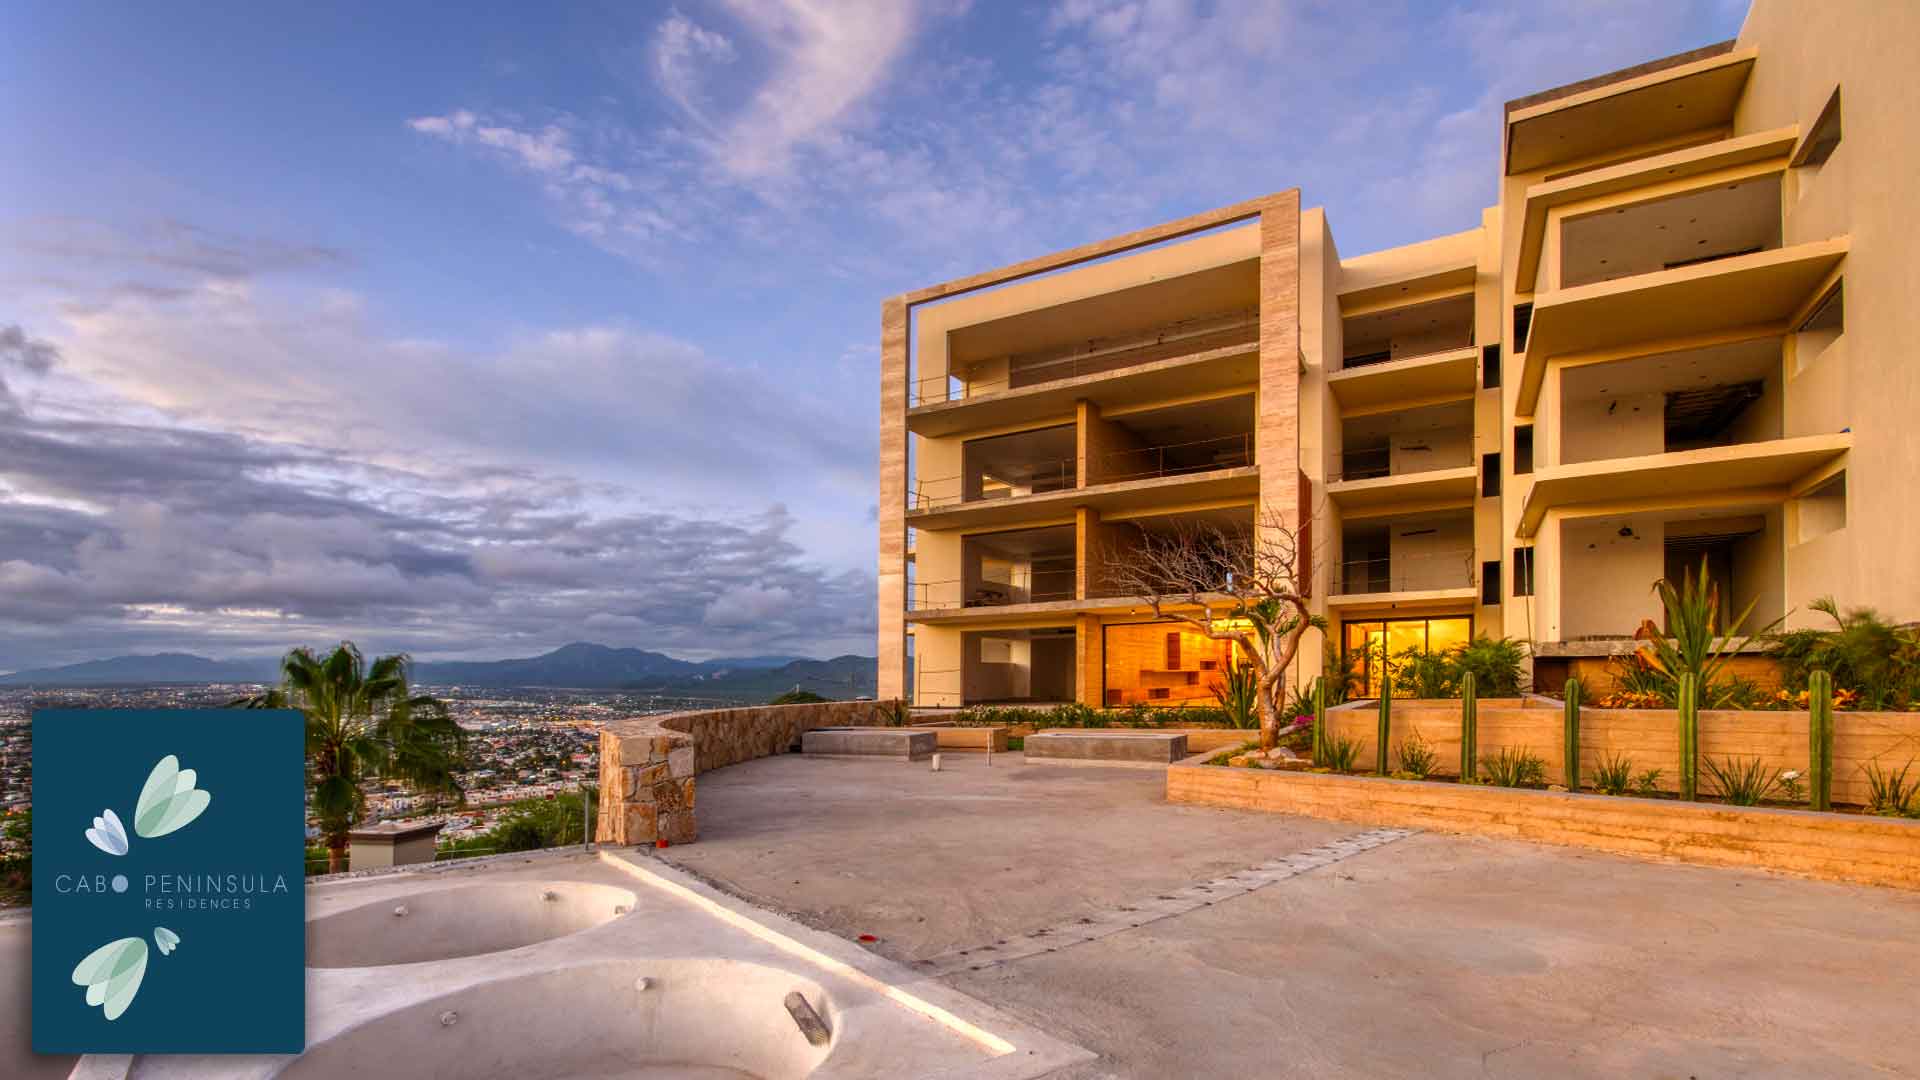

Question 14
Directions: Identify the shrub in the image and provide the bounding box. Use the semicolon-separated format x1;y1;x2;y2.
1631;768;1665;796
1320;649;1358;706
1480;747;1548;789
1320;734;1363;773
1862;760;1920;817
1769;599;1920;711
1452;636;1526;697
769;689;829;705
1777;769;1807;803
1592;753;1635;796
1700;755;1781;807
1392;648;1456;699
1394;729;1438;779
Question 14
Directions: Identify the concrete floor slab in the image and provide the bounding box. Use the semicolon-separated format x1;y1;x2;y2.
666;753;1920;1078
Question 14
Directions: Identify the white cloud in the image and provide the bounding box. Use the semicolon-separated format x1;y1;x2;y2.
409;109;575;176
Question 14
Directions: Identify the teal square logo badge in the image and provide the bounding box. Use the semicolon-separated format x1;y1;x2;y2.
33;709;306;1054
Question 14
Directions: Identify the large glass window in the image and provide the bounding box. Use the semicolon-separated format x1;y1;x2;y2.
1341;616;1472;696
1102;622;1238;708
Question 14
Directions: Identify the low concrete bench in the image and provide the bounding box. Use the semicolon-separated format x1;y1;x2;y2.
910;725;1010;752
1024;730;1189;768
801;727;936;761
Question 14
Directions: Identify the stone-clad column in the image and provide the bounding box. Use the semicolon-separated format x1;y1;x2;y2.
1256;191;1303;544
878;297;909;700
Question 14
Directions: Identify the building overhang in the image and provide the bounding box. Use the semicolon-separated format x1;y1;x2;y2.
1517;237;1849;416
1513;126;1800;292
1325;588;1479;614
1516;434;1852;538
1325;466;1477;510
907;467;1260;530
1327;347;1477;414
905;594;1230;627
1504;48;1756;176
905;344;1258;438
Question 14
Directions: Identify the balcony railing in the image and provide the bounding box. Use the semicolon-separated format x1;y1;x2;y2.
1332;549;1476;595
1340;340;1474;372
908;562;1078;611
909;309;1257;406
910;432;1254;511
1333;431;1474;483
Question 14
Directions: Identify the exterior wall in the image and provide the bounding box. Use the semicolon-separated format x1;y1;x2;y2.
1736;1;1920;629
1559;516;1663;638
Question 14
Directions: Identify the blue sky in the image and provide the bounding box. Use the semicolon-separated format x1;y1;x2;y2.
0;0;1748;670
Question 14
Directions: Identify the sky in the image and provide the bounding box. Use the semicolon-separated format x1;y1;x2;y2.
0;0;1750;671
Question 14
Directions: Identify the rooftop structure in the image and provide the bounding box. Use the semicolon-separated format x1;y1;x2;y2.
878;2;1915;705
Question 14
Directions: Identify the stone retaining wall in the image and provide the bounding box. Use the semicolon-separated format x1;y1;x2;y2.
597;699;896;846
1168;760;1920;891
1326;699;1920;807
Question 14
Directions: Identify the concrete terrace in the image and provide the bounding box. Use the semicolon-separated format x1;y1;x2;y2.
662;753;1920;1079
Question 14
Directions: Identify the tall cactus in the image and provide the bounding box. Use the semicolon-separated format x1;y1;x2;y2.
1460;671;1478;782
1809;668;1834;811
1312;676;1329;766
1678;671;1699;801
1563;677;1583;791
1376;664;1392;774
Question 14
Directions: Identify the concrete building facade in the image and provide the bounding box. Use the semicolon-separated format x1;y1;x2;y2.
879;2;1916;707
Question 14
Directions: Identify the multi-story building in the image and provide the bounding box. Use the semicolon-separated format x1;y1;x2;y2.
878;2;1916;707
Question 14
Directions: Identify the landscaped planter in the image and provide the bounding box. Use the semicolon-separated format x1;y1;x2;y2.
1323;699;1920;807
1167;757;1920;890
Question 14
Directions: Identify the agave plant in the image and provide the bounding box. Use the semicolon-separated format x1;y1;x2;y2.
1211;663;1261;730
1700;755;1782;806
1621;556;1781;707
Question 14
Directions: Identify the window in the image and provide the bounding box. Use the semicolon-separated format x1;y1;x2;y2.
1102;622;1235;707
1482;344;1501;389
1481;453;1502;498
1341;616;1472;697
1792;87;1842;168
1512;547;1535;597
1514;426;1535;475
1513;303;1534;353
1794;281;1844;375
1796;472;1847;544
1481;562;1502;607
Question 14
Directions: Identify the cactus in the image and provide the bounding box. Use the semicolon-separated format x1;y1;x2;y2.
1809;668;1834;811
1312;676;1329;766
1562;678;1582;791
1460;671;1478;782
1678;671;1699;801
1376;667;1392;774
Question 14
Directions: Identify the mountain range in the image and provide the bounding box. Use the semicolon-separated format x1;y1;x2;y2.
0;642;877;699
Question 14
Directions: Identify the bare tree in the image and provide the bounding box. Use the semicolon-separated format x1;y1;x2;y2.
1102;506;1323;750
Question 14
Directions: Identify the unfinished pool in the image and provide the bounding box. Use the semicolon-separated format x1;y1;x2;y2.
87;850;1091;1080
281;959;833;1080
306;880;636;968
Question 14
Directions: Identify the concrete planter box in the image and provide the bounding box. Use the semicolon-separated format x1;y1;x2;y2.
909;725;1009;751
1167;757;1920;891
802;727;937;760
1025;730;1188;767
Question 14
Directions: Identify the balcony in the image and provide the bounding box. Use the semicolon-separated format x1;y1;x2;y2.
1504;45;1755;175
908;525;1076;615
1517;432;1851;538
906;256;1261;437
1556;338;1788;467
1326;400;1477;510
1329;511;1477;603
1517;237;1849;415
1327;346;1477;414
907;396;1259;530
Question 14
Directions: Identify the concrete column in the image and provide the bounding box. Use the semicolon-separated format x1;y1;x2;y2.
1074;613;1105;707
878;297;909;700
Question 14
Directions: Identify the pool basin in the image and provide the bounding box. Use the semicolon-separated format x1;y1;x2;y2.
306;881;636;968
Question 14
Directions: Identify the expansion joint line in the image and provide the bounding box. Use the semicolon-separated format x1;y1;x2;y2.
912;827;1417;977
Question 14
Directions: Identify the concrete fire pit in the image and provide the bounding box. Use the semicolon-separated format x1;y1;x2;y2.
1024;730;1188;767
801;727;936;760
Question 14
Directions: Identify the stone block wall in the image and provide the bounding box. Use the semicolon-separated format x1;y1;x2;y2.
597;699;898;846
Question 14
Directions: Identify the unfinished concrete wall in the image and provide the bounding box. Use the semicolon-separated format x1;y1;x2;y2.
1560;518;1662;637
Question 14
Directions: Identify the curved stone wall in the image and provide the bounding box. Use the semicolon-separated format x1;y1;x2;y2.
596;699;897;846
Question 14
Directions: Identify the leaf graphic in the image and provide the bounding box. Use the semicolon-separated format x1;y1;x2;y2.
71;937;148;1021
85;808;128;856
153;927;180;956
133;755;211;838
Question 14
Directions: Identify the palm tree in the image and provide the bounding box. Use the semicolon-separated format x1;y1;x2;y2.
236;643;466;872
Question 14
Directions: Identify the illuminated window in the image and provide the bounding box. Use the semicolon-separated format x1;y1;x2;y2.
1340;616;1472;696
1102;622;1236;708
